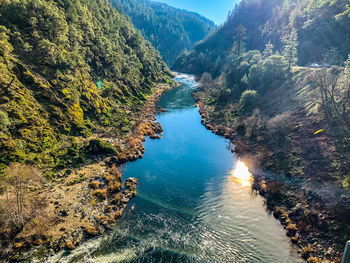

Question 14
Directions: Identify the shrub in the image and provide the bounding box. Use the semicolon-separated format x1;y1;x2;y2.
301;244;314;259
97;215;108;223
65;241;75;250
86;139;117;155
92;189;107;200
291;236;299;243
111;193;123;204
85;226;98;236
90;180;104;189
0;110;10;132
267;112;293;134
307;257;322;263
200;72;212;84
343;174;350;192
110;211;122;222
107;182;122;194
286;223;298;236
239;90;258;113
266;112;293;149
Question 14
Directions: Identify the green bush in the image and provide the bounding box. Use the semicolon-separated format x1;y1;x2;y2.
0;110;10;132
239;90;258;113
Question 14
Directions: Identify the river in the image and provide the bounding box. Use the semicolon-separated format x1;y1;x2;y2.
49;73;302;263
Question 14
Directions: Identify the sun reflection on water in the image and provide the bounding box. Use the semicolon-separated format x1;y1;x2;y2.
230;160;253;187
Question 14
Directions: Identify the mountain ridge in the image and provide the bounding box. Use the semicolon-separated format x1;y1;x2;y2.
112;0;216;66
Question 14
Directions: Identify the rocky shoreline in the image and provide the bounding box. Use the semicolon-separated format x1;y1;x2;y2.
1;82;176;262
192;89;348;263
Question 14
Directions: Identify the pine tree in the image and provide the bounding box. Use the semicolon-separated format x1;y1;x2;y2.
281;27;298;70
233;25;246;56
263;41;274;59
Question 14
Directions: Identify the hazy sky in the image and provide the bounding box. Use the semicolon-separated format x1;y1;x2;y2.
155;0;237;25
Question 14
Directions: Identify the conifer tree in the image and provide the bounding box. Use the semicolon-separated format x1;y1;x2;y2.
263;41;274;59
233;25;247;56
281;27;298;70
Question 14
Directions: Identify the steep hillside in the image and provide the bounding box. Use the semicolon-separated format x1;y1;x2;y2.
0;0;171;169
112;0;216;66
174;0;350;261
173;0;350;75
0;0;175;259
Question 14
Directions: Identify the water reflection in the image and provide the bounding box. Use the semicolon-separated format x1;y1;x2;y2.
230;160;253;187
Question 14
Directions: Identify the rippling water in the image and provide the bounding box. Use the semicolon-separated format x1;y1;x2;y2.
49;73;302;263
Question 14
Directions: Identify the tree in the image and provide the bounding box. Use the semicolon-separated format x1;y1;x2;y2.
248;55;288;89
233;25;247;57
3;163;41;226
240;89;258;113
313;65;350;132
263;41;274;59
281;27;298;70
200;72;212;84
0;26;13;57
322;47;343;66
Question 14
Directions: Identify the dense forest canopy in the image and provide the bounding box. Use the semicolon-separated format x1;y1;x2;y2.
0;0;171;168
173;0;350;76
111;0;216;66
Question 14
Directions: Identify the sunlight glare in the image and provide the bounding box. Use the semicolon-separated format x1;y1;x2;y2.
231;161;253;187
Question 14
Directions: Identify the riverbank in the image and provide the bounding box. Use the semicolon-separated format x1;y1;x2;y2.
192;69;350;263
61;73;300;263
0;82;176;262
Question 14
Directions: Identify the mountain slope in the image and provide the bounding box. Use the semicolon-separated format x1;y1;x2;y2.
0;0;171;168
112;0;216;66
173;0;350;261
173;0;350;75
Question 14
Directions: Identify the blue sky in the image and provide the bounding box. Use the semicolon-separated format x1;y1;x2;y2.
155;0;238;25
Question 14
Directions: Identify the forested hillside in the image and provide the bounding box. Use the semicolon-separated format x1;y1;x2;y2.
0;0;171;169
174;0;350;261
0;0;174;259
112;0;216;65
173;0;350;75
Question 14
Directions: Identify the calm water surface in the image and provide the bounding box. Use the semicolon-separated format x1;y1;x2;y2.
49;73;302;263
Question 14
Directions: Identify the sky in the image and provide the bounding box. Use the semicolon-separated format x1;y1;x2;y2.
155;0;238;25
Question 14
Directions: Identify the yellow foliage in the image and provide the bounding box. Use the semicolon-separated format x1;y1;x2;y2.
68;103;84;125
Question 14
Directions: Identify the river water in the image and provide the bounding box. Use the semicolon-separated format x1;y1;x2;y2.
49;73;302;263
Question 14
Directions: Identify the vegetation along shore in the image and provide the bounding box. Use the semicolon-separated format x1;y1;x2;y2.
172;0;350;261
0;0;177;260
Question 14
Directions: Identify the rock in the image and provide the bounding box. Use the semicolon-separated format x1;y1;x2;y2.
125;178;138;189
157;107;167;112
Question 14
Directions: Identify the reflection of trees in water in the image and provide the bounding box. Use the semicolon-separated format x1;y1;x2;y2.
157;84;196;110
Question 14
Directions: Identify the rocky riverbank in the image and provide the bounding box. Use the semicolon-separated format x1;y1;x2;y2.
192;85;350;263
1;82;176;262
